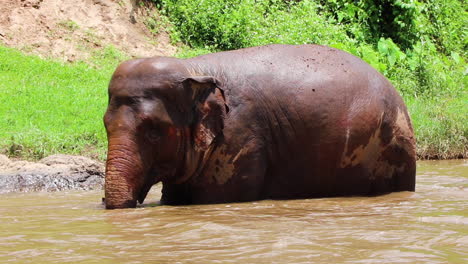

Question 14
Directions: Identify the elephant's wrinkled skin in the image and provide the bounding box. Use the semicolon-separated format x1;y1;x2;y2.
103;44;416;209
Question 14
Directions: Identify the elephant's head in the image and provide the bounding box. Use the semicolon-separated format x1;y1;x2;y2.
103;57;228;209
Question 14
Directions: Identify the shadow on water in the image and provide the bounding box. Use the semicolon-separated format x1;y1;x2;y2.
0;160;467;263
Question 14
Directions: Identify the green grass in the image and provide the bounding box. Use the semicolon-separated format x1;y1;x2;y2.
0;45;126;160
406;95;467;159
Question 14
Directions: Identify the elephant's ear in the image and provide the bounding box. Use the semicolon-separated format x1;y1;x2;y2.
183;76;229;151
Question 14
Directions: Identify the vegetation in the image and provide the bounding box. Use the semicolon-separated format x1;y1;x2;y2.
0;0;466;159
0;46;126;160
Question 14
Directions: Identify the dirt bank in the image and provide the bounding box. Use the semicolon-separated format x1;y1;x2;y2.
0;0;176;61
0;154;104;193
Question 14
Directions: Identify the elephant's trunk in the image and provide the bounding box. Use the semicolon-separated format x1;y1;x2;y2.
104;136;144;209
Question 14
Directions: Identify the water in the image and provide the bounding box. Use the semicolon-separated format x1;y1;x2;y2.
1;160;467;263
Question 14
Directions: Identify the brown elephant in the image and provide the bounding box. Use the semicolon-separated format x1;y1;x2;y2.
103;44;416;209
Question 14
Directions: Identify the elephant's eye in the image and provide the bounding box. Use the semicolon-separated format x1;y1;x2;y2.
146;128;161;143
112;96;140;108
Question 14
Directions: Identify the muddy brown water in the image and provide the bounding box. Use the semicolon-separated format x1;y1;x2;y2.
0;160;466;264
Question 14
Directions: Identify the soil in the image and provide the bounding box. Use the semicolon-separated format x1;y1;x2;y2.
0;154;104;193
0;0;176;62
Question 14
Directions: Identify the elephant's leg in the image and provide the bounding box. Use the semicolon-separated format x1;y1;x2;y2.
371;109;416;193
380;138;416;192
231;151;268;202
190;145;268;204
160;182;192;205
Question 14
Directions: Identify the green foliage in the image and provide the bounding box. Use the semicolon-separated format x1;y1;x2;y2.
320;0;420;49
417;0;467;56
144;14;161;35
156;0;352;50
378;38;406;69
389;40;467;98
143;9;175;37
155;0;423;50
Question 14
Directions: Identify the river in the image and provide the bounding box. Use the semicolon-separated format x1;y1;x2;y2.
0;160;466;263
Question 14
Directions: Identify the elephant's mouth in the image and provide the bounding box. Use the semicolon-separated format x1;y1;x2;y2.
137;181;153;204
137;167;162;204
135;133;191;205
136;164;182;204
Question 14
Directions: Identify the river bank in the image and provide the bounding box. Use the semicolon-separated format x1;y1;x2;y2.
0;154;104;193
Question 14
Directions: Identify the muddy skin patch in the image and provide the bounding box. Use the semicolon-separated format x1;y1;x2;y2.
394;108;412;137
340;124;383;169
203;145;246;185
340;112;406;179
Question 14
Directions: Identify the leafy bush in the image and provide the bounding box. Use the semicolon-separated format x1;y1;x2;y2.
319;0;420;50
155;0;351;50
418;0;467;56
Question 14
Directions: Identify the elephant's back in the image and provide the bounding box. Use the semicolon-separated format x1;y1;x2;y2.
188;44;393;108
189;44;375;85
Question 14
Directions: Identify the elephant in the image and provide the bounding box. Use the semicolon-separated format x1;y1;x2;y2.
103;44;416;209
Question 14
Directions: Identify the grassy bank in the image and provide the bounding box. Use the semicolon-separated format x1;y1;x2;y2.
407;95;467;159
0;45;126;160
